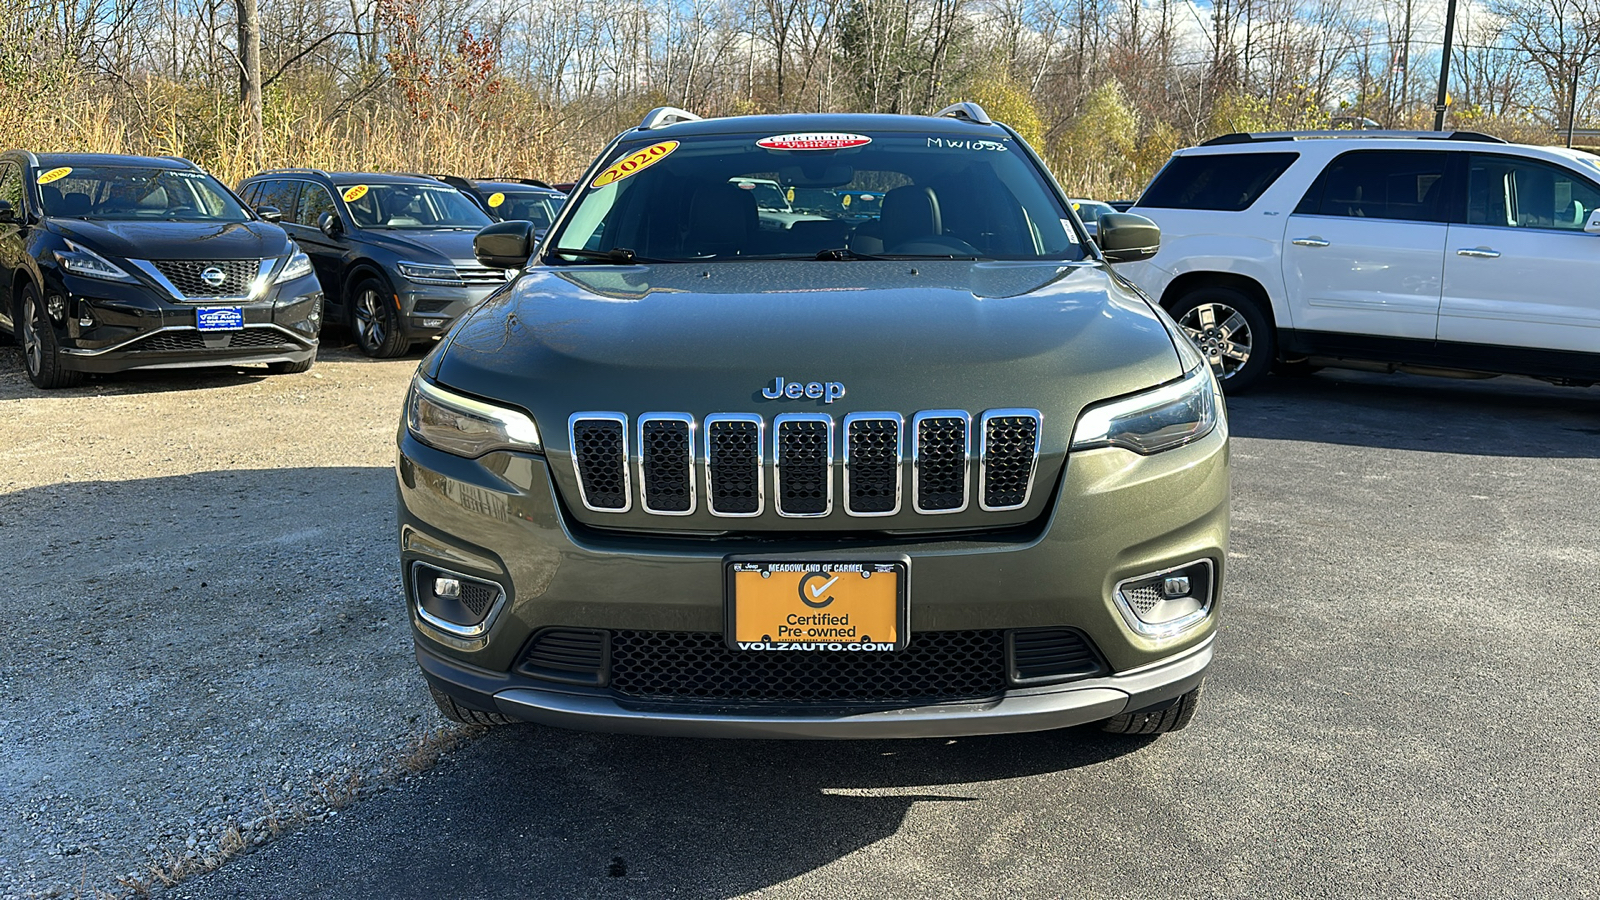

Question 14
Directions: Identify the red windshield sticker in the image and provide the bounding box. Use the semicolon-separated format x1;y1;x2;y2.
756;133;872;151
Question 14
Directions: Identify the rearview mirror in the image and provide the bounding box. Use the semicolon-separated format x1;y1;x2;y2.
255;205;282;223
475;220;535;269
318;211;344;239
1096;213;1161;263
0;199;15;223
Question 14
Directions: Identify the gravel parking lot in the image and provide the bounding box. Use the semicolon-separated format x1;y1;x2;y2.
3;344;1599;899
0;341;459;899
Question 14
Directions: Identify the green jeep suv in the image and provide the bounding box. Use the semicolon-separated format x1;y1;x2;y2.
396;105;1229;739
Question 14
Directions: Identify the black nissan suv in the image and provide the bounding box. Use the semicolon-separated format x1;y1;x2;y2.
431;175;566;233
237;169;511;358
0;151;322;388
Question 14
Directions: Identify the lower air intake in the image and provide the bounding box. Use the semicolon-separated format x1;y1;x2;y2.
608;630;1008;704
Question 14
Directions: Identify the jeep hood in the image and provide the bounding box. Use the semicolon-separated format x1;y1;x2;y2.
432;259;1186;531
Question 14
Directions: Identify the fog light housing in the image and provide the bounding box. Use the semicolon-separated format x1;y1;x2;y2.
410;562;505;638
1114;560;1215;638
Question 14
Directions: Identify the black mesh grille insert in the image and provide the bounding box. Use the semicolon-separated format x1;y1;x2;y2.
983;414;1039;509
517;628;607;686
776;419;829;515
459;581;498;619
847;417;900;514
641;418;693;513
228;329;297;349
609;630;1007;703
916;416;968;511
707;418;760;515
1009;628;1106;682
131;331;208;352
150;259;260;298
127;329;295;352
571;418;628;510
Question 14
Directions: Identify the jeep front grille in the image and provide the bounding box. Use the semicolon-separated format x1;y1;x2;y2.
568;409;1040;520
980;410;1042;510
844;413;902;516
569;414;630;512
705;414;763;516
774;414;832;517
638;415;694;514
913;411;970;513
148;259;263;299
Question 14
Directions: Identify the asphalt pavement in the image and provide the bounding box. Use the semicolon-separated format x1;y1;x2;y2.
165;368;1600;900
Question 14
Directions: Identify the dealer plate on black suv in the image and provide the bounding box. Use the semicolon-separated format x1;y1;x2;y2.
196;306;245;331
725;561;907;652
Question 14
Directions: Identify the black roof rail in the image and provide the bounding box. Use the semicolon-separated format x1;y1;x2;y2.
252;167;330;176
934;102;993;125
476;176;555;189
158;155;203;171
420;173;475;191
1201;130;1506;146
639;107;701;130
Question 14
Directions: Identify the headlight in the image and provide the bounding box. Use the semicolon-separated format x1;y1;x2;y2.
397;262;464;286
275;247;314;283
406;376;541;458
1071;365;1219;454
53;241;137;283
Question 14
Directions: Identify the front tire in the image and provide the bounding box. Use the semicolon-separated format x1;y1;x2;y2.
1169;287;1274;392
267;356;316;375
1101;683;1203;735
348;277;410;359
18;285;83;389
429;685;517;726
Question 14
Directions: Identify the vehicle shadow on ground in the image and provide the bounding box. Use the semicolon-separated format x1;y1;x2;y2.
187;724;1154;899
1227;368;1600;458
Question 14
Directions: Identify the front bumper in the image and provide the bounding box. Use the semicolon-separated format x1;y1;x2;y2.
400;283;503;339
420;634;1211;739
47;270;323;373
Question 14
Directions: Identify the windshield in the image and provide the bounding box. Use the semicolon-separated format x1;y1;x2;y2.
547;132;1084;263
37;166;249;222
485;189;564;229
340;183;491;230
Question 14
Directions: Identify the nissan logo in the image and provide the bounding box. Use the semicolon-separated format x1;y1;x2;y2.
200;266;227;288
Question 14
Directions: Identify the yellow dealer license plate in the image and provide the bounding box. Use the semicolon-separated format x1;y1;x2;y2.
726;560;907;652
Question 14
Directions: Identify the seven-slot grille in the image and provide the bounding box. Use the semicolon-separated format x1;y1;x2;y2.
456;263;511;285
149;259;262;298
569;409;1040;519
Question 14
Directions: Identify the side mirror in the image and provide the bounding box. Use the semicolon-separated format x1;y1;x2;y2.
474;220;535;269
255;205;283;223
1096;213;1161;263
318;211;344;239
0;199;16;223
1586;210;1600;234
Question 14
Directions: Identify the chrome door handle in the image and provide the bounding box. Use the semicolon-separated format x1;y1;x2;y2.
1457;248;1500;258
1291;237;1329;247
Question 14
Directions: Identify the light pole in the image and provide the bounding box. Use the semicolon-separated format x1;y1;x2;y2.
1433;0;1459;131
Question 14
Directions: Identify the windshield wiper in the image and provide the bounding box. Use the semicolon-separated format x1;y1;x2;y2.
549;247;656;264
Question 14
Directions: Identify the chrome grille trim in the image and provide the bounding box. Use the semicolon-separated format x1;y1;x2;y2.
568;412;631;513
978;408;1043;511
842;412;903;517
704;413;764;517
637;413;696;516
127;258;276;302
773;413;834;518
911;410;970;514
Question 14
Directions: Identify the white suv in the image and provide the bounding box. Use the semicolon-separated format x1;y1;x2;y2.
1121;130;1600;391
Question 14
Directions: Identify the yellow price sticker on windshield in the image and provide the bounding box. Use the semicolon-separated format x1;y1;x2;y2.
842;194;851;208
342;184;369;203
786;187;795;203
38;166;72;185
488;191;505;208
591;141;678;189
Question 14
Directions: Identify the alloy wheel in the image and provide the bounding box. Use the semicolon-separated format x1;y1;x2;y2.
21;294;42;376
354;289;385;349
1178;302;1252;381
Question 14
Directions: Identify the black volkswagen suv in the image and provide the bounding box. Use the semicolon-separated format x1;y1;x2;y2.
237;170;511;358
433;176;566;232
0;151;322;388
